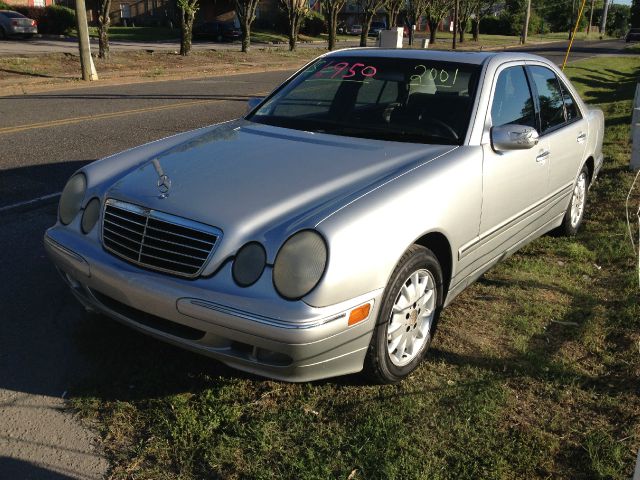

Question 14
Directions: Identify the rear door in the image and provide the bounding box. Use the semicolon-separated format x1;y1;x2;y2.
526;64;587;214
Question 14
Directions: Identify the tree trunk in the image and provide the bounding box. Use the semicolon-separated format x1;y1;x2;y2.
387;5;399;28
288;17;297;50
472;17;479;41
97;0;111;59
241;21;250;52
360;13;373;46
180;8;195;55
458;22;464;42
428;18;438;43
327;7;338;50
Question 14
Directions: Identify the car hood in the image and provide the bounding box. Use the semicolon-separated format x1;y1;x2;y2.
106;119;454;269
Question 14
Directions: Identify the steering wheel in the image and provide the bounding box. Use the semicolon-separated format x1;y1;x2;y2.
420;117;459;141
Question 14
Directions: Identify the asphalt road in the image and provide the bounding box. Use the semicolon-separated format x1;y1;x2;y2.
0;36;357;55
0;39;631;479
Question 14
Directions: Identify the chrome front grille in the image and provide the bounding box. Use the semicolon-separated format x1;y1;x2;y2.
102;199;221;278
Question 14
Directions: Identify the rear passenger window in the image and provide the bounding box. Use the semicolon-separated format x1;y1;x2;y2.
529;66;565;132
491;66;535;128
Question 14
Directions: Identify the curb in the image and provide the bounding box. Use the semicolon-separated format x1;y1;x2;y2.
0;64;300;96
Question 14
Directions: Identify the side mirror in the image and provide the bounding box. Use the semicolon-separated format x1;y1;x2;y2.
491;124;539;151
246;97;264;114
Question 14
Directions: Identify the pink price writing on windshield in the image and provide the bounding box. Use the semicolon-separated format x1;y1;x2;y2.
312;61;377;80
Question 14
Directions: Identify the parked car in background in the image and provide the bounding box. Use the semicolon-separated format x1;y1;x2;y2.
46;49;604;384
193;21;241;42
348;24;362;36
368;21;386;37
0;10;37;39
626;28;640;42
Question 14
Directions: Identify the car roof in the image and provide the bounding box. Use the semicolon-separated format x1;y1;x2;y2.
326;48;547;66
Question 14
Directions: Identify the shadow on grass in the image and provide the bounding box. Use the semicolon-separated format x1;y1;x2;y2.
0;68;70;79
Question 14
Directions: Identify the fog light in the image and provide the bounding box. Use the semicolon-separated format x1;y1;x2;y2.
232;242;266;287
81;197;101;234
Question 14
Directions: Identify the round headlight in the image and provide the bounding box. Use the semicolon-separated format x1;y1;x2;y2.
273;230;327;300
232;242;266;287
59;173;86;225
81;197;101;234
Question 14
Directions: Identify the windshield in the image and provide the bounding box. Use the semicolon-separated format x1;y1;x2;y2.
247;56;480;145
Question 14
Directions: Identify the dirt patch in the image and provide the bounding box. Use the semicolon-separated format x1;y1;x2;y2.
0;48;326;95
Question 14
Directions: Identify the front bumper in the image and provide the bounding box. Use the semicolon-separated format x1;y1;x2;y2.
44;226;382;382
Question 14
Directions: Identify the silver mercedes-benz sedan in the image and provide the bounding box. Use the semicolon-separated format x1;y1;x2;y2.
45;49;604;383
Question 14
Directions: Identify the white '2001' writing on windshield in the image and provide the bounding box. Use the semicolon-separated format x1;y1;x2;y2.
410;66;459;88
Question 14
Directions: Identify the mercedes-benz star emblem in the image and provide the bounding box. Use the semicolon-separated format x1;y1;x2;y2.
157;174;171;199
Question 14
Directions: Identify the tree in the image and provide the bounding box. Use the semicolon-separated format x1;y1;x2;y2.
322;0;347;50
178;0;198;56
424;0;452;44
632;0;640;27
282;0;308;51
606;3;630;36
96;0;111;59
471;0;496;41
405;0;428;45
456;0;477;42
386;0;403;28
358;0;388;46
235;0;260;52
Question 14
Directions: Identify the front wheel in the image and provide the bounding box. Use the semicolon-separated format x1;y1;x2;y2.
557;165;589;236
364;245;443;384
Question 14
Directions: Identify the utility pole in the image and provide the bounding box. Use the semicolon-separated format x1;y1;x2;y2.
75;0;98;81
600;0;612;38
587;0;595;35
452;0;458;49
522;0;531;44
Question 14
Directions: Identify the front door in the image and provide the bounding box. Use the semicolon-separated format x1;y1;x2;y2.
479;64;550;250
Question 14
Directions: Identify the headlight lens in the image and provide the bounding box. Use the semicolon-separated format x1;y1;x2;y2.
232;242;266;287
59;173;86;225
273;230;327;300
81;197;101;234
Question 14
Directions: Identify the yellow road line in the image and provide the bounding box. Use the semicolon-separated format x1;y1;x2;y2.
0;99;220;135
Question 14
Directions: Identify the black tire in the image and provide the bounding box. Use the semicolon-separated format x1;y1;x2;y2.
557;165;589;236
0;27;6;40
363;244;443;384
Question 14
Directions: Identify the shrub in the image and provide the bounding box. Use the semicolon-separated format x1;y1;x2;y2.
11;5;76;35
301;10;326;36
479;15;512;35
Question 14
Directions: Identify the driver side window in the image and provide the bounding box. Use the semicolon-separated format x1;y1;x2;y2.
491;66;536;128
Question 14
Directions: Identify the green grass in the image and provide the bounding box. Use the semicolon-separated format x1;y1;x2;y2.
251;29;351;44
71;56;640;479
77;26;349;45
85;26;179;41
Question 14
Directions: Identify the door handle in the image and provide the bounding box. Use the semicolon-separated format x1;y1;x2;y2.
577;132;587;143
536;150;550;163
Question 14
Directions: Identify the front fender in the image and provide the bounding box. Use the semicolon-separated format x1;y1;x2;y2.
305;147;483;308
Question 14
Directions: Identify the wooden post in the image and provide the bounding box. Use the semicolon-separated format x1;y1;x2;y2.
522;0;531;44
75;0;98;81
631;84;640;171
